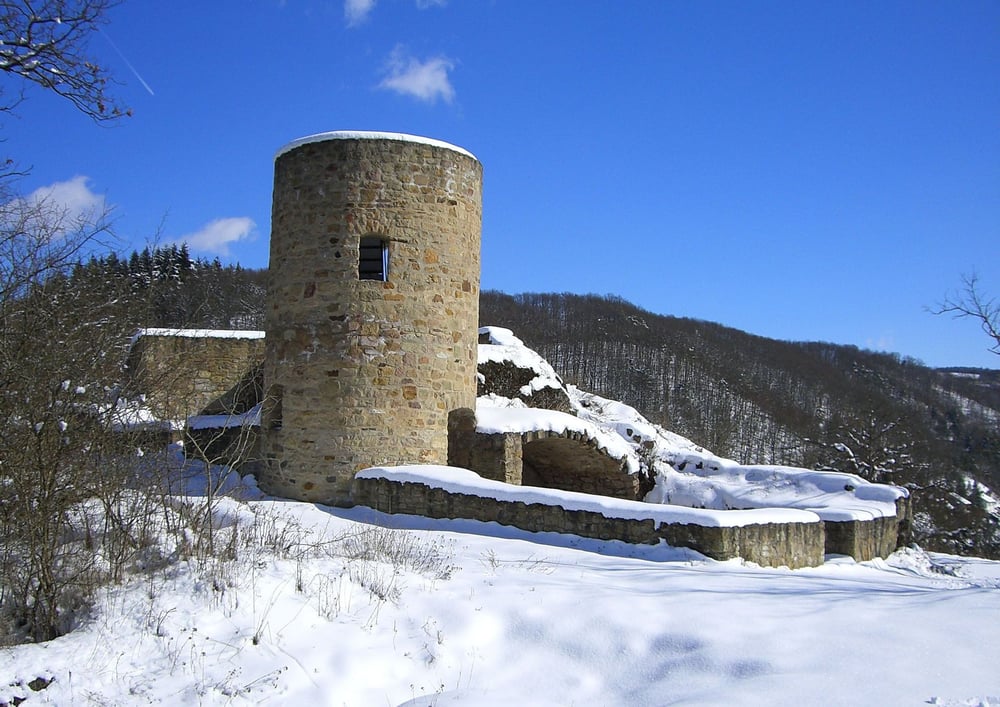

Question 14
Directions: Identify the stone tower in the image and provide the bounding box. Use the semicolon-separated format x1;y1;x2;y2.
259;131;483;505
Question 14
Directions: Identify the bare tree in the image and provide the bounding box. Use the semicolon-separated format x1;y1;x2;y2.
0;198;142;641
0;0;128;121
178;367;263;557
0;0;137;639
3;0;246;645
0;180;113;304
808;406;925;486
936;273;1000;357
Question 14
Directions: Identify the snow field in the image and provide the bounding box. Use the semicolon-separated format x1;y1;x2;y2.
3;491;999;706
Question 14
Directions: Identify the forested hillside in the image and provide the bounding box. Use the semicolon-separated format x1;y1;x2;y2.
480;291;1000;558
70;245;267;331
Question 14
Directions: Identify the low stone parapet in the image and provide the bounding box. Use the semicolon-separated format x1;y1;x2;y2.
352;466;826;568
819;495;913;560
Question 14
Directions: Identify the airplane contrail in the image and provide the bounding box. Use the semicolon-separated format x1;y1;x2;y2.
100;28;155;97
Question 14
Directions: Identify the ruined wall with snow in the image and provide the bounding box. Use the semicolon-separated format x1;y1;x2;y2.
127;329;265;424
353;466;826;568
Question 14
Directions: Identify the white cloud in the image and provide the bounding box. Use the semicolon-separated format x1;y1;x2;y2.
344;0;376;26
1;176;110;239
26;175;107;224
378;46;455;103
866;333;896;352
174;217;256;257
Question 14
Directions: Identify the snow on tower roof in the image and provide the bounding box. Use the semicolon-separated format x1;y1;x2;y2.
275;131;478;162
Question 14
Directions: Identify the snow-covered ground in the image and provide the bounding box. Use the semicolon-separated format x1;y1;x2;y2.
3;481;999;706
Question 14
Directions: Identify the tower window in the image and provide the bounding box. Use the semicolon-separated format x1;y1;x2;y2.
267;384;283;430
359;236;388;281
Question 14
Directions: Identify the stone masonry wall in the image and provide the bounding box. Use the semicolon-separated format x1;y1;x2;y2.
448;408;524;485
127;332;264;423
520;434;641;499
352;475;826;569
823;496;912;561
261;134;483;505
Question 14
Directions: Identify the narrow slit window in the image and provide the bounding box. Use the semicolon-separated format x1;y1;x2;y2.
359;236;388;281
267;385;283;431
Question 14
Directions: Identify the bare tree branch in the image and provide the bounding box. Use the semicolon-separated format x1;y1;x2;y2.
0;0;128;121
0;179;114;302
934;273;1000;357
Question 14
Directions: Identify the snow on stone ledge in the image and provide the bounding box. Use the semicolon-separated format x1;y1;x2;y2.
187;404;262;430
133;328;265;344
275;131;477;162
648;461;907;522
357;465;822;529
476;405;639;473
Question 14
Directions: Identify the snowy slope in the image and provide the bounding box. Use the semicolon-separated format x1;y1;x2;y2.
2;486;998;706
480;327;907;523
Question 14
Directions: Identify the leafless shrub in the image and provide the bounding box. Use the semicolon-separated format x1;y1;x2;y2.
339;526;456;582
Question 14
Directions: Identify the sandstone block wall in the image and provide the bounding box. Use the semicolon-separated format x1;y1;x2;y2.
261;133;483;505
823;496;912;561
450;420;643;500
448;408;524;484
126;332;265;423
658;519;824;568
352;475;827;569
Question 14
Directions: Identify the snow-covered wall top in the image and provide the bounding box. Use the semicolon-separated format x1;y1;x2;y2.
133;328;265;344
647;461;906;522
188;404;262;431
476;404;639;473
275;131;477;162
357;465;821;529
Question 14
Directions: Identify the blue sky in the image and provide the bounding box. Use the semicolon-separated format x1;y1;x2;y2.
5;1;999;368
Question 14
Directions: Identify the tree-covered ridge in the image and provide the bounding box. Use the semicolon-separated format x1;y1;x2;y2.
480;290;1000;558
69;244;267;330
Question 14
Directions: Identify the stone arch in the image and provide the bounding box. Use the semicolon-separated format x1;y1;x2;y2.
520;430;640;500
451;424;642;501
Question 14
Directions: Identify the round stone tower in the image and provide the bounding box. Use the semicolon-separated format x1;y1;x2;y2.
260;131;482;505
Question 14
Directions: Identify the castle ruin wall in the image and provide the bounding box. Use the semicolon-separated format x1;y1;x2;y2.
126;330;265;424
352;474;827;568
